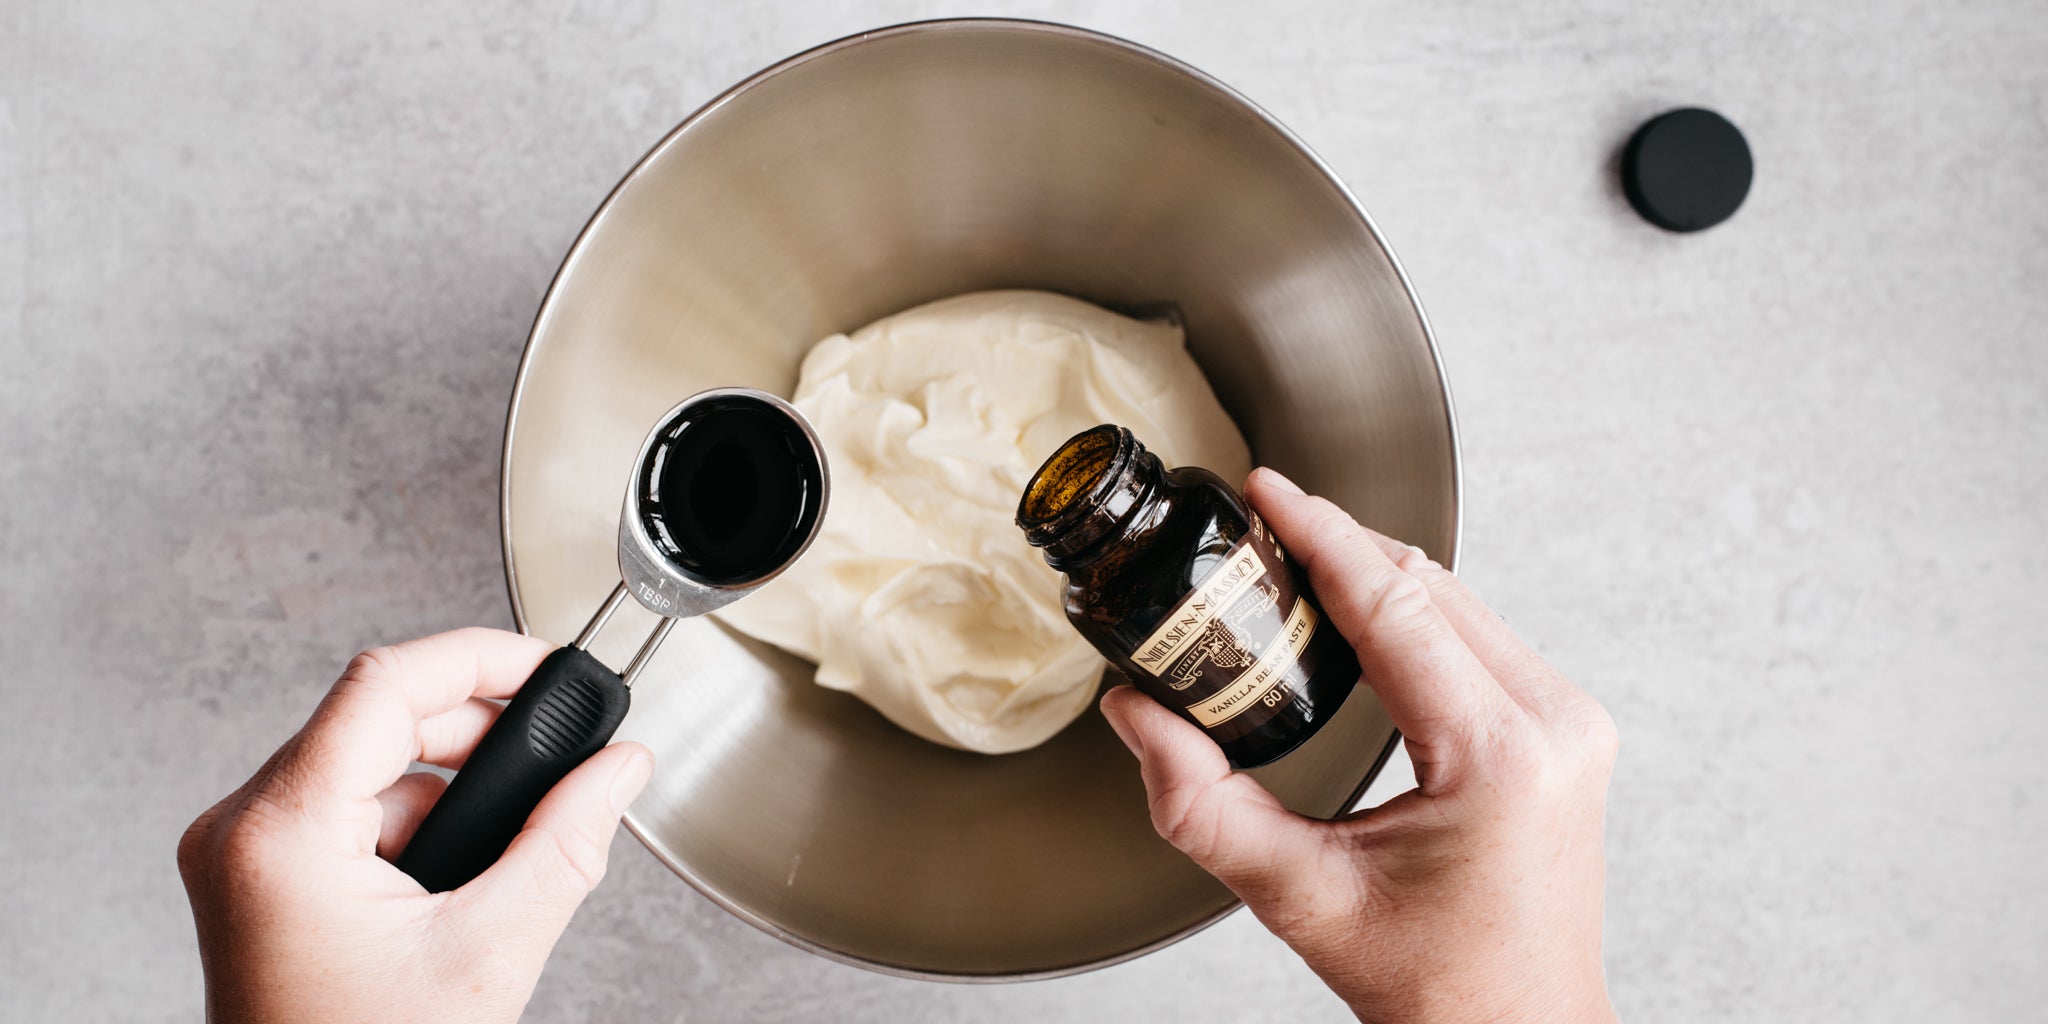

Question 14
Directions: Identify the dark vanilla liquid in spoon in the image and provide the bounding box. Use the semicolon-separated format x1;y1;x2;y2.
635;395;824;585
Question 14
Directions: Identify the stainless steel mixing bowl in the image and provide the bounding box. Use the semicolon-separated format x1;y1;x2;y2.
501;18;1460;979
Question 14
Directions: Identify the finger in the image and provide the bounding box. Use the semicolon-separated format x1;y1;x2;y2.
1328;517;1577;715
415;697;505;769
266;629;555;814
449;742;654;951
337;627;557;717
375;772;448;860
1244;469;1519;791
1100;687;1332;920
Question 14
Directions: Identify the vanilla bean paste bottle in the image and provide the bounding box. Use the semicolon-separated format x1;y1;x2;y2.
1016;424;1360;768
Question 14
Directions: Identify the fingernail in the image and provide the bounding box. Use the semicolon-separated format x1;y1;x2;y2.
610;748;654;815
1258;467;1306;495
1101;694;1145;760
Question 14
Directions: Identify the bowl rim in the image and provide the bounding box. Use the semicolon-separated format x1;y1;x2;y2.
498;15;1463;983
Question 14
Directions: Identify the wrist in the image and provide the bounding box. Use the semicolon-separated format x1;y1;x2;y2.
1331;966;1615;1024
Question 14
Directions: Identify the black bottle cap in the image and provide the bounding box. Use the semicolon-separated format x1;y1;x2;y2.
1621;108;1753;232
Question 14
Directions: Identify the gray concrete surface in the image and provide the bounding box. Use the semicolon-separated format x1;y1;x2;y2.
5;1;2046;1021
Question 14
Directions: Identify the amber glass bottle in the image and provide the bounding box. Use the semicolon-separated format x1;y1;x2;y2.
1016;424;1360;769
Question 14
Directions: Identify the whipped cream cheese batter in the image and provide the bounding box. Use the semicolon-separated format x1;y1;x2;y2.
713;291;1251;753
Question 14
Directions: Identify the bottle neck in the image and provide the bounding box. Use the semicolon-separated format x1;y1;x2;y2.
1017;425;1167;571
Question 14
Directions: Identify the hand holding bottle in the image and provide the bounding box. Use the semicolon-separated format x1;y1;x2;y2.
1100;468;1621;1024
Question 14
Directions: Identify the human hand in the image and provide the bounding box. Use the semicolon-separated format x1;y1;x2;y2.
1100;469;1620;1024
177;628;654;1024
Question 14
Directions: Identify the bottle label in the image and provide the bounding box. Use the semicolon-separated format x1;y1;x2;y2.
1127;513;1326;732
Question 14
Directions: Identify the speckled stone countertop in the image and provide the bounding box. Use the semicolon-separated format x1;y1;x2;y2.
4;2;2044;1020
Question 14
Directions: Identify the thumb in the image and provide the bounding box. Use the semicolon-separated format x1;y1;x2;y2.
446;741;653;952
1100;687;1327;915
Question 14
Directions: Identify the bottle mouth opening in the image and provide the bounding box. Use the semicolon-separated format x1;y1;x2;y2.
1016;424;1134;547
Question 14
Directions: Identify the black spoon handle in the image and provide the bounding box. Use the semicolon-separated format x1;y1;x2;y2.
394;646;631;893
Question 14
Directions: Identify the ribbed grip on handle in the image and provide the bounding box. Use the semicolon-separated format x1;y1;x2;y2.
394;646;631;893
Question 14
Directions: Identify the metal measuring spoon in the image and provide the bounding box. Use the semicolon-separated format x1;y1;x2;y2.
397;388;828;893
